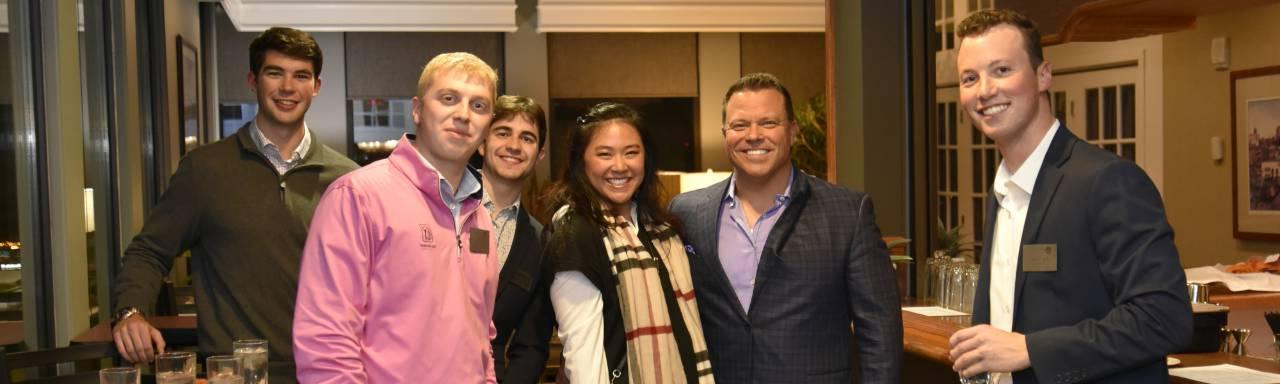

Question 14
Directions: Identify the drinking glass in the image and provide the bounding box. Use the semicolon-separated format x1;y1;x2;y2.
99;366;139;384
947;261;966;310
930;256;949;304
959;372;990;384
155;352;196;384
961;263;979;314
926;254;945;302
234;339;269;384
207;355;245;384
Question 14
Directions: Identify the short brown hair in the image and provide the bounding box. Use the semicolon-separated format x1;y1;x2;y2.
416;52;498;101
722;73;795;123
957;9;1044;68
249;27;323;76
493;95;548;150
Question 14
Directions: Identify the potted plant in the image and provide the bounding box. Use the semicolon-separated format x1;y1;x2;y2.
792;93;827;179
934;217;974;261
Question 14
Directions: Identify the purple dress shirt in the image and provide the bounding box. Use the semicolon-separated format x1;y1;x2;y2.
718;170;793;313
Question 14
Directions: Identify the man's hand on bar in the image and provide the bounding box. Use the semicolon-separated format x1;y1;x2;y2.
112;315;167;363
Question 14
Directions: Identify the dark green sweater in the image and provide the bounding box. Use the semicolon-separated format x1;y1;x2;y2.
114;124;357;381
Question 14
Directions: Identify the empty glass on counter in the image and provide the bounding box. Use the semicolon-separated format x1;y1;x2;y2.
155;351;196;384
927;253;949;303
208;355;246;384
947;260;966;310
99;366;139;384
961;263;979;314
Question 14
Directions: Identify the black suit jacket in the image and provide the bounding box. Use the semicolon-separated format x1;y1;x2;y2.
972;128;1192;384
492;208;554;384
669;169;903;384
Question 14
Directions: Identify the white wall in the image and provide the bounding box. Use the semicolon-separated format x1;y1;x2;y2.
697;33;739;172
308;32;348;155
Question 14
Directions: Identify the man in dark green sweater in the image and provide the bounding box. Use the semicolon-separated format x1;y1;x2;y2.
111;27;357;383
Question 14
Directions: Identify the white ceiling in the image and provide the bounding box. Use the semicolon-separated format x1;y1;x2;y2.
220;0;519;32
537;0;825;33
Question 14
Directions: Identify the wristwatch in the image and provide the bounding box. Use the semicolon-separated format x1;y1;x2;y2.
114;306;142;324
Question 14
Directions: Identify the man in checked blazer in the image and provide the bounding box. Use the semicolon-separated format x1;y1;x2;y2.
480;95;555;383
669;73;903;383
947;10;1190;383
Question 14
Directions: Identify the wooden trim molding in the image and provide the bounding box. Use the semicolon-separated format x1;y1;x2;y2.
219;0;517;32
1039;0;1274;46
537;0;823;32
824;0;836;181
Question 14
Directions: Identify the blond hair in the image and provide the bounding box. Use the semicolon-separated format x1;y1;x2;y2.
416;52;499;100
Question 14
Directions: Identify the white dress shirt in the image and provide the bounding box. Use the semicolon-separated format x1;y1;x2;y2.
988;120;1059;384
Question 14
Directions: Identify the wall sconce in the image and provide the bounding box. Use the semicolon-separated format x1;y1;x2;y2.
1211;37;1230;71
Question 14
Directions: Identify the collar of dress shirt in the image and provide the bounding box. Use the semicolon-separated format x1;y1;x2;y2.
250;119;312;161
482;190;521;216
723;167;795;208
992;119;1060;204
411;143;482;208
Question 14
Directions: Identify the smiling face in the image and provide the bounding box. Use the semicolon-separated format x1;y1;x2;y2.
583;121;645;215
723;88;797;183
956;24;1052;147
481;114;544;183
248;50;321;130
411;69;495;169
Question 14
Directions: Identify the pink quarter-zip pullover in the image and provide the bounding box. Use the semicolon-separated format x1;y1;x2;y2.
294;135;499;383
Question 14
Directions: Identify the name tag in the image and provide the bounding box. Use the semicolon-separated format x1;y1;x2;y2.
469;228;490;254
1023;244;1057;272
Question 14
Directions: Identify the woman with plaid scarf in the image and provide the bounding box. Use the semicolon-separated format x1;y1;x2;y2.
542;102;714;384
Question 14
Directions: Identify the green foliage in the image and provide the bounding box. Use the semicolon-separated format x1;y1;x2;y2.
935;217;974;259
792;93;828;180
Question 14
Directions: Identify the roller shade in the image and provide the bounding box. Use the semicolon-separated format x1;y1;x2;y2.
548;33;697;99
345;32;503;99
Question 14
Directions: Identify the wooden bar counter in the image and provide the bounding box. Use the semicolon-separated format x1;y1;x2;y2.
71;315;197;346
900;300;1280;383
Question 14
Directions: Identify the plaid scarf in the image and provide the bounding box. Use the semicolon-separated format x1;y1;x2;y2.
601;214;714;384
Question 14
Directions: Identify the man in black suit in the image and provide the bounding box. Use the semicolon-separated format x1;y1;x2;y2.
480;95;554;383
947;9;1191;383
668;73;902;383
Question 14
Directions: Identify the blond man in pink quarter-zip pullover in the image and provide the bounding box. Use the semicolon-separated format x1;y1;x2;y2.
294;52;501;383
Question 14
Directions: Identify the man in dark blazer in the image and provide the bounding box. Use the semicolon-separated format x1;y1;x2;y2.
480;95;554;383
669;73;903;383
947;9;1191;383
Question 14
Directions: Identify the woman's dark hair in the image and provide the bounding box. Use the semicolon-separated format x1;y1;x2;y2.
544;102;676;231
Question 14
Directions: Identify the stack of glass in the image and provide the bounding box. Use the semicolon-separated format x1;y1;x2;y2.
926;254;949;304
926;256;980;314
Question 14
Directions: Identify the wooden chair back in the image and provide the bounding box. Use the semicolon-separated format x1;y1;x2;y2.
0;342;120;384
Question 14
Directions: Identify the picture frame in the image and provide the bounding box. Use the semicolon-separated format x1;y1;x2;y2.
1230;65;1280;240
177;34;201;156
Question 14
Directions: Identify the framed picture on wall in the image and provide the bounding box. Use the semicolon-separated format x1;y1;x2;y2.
1230;65;1280;240
177;35;201;156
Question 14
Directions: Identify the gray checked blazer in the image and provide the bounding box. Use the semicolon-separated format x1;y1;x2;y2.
668;168;903;384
